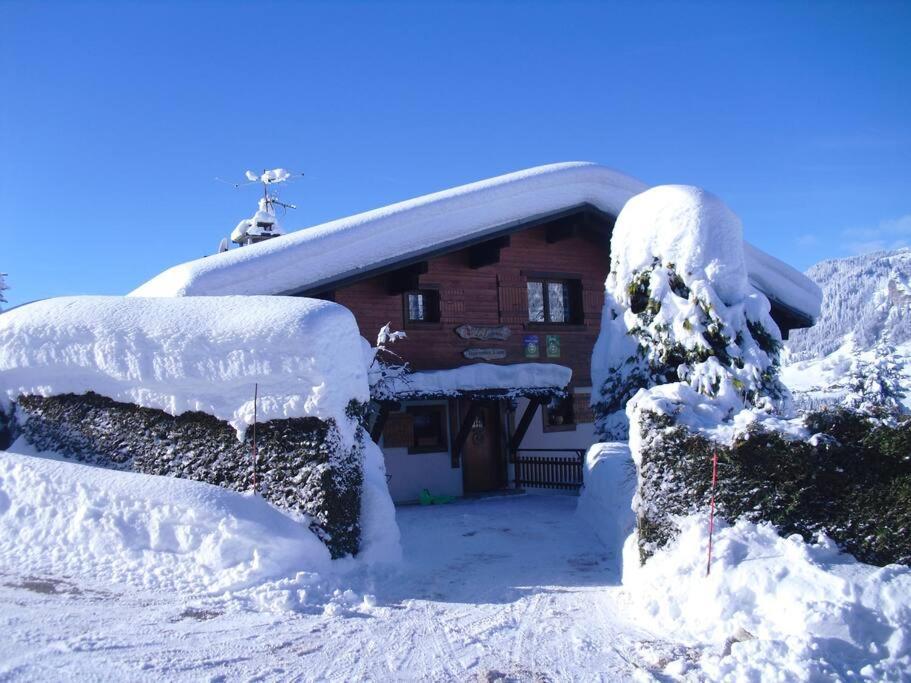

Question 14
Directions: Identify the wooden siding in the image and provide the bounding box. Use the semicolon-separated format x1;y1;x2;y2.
333;221;608;387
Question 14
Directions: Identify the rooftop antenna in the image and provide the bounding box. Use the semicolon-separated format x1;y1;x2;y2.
224;167;305;249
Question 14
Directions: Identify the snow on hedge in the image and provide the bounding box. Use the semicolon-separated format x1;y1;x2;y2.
621;515;911;680
0;296;368;440
0;449;343;608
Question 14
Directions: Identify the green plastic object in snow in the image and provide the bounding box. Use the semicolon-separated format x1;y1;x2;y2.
420;488;456;505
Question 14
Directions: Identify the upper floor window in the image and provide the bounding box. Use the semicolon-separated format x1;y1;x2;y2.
404;289;441;324
527;278;582;324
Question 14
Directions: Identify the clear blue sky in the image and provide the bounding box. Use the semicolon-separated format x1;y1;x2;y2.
2;1;909;308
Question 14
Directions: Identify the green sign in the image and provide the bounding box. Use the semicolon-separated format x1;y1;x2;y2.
546;334;561;358
523;335;539;358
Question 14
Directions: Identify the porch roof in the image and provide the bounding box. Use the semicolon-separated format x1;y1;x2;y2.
375;362;572;401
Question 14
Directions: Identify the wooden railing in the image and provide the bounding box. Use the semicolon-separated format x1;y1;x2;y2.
514;448;584;491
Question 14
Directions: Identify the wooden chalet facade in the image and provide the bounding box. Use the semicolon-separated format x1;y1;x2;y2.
132;162;820;504
302;206;612;501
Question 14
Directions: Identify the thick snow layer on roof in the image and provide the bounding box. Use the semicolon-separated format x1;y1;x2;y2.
130;162;647;298
743;242;822;321
0;296;368;438
378;362;571;399
130;162;820;320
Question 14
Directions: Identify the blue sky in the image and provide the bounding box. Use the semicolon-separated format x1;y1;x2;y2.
1;0;909;308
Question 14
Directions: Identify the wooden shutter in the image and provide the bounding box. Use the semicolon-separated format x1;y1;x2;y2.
383;412;414;448
497;276;528;324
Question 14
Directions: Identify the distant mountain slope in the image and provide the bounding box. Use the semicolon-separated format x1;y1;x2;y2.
787;248;911;361
783;248;911;412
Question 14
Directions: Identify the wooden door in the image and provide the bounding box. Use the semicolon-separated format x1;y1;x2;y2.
462;401;503;493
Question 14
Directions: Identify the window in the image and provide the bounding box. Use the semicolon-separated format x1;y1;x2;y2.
542;393;576;432
407;405;449;453
404;289;441;324
527;278;582;324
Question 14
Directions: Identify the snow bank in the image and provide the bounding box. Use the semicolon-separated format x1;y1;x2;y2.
0;296;368;439
576;443;636;567
357;440;403;565
379;362;572;399
623;515;911;680
0;449;332;597
130;162;646;298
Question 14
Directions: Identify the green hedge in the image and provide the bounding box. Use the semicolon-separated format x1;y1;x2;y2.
15;392;365;558
635;408;911;566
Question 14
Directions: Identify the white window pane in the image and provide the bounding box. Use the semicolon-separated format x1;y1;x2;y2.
408;293;425;321
527;282;544;322
548;282;567;322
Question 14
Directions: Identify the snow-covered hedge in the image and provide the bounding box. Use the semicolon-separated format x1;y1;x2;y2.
631;406;911;566
0;296;399;560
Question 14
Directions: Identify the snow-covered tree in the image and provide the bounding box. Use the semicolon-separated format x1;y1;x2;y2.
591;185;789;440
841;342;907;416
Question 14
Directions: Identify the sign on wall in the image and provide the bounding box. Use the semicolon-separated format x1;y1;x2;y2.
455;324;511;341
523;335;540;358
463;348;507;360
546;334;561;358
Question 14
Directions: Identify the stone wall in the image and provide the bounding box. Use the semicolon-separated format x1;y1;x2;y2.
15;392;364;558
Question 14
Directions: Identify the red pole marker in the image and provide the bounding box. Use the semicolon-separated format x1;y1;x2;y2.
706;450;719;577
251;382;258;494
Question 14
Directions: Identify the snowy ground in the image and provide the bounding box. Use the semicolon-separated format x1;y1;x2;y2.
0;492;667;681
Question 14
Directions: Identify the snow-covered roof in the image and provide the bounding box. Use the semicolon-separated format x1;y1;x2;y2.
130;162;820;322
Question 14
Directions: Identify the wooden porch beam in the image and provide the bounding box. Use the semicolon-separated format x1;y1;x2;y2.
451;400;482;467
369;401;397;443
509;397;543;454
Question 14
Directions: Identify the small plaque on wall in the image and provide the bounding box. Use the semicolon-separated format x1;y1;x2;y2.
463;347;507;360
523;335;540;358
383;412;414;448
546;334;561;358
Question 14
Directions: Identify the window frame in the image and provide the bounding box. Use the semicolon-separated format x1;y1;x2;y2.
402;287;442;327
541;392;577;433
526;277;583;325
406;404;450;454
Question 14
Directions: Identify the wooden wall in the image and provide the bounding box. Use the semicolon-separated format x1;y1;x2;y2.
333;222;609;387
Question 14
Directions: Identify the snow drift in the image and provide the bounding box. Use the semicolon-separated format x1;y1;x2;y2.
0;449;332;597
622;515;911;680
0;296;368;440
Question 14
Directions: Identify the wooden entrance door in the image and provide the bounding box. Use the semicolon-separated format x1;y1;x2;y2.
462;401;503;493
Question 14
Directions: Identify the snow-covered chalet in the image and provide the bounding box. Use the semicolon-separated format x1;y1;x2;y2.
132;162;821;503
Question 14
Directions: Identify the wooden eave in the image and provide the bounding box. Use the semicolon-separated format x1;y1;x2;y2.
281;203;616;298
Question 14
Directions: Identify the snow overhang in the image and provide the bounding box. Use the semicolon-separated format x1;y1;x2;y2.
374;363;572;402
